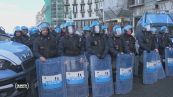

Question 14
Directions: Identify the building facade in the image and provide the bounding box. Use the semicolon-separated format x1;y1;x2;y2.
36;6;45;25
42;0;64;26
64;0;103;29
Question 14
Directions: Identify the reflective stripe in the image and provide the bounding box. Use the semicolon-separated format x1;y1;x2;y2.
0;49;22;65
0;84;13;90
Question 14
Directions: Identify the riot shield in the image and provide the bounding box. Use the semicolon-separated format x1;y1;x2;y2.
155;52;166;79
64;55;89;97
165;48;173;76
143;51;158;84
90;55;114;97
115;53;134;94
35;57;66;97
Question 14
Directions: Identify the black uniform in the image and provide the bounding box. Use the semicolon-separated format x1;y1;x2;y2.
33;33;57;58
30;33;39;50
121;33;136;54
157;33;173;58
108;35;123;56
58;34;84;56
12;33;31;47
86;33;109;59
138;31;158;55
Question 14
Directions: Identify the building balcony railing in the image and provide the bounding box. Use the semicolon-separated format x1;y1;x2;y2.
94;8;99;12
64;2;70;6
73;11;78;13
87;9;92;12
129;0;144;8
80;10;85;13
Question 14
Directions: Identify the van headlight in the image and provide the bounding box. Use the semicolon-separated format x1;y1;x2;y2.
0;59;23;72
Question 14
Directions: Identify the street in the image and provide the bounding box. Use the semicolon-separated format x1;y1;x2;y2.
112;77;173;97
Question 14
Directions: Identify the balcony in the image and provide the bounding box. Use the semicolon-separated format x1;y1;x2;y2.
73;10;78;13
94;8;99;12
129;0;144;8
87;9;92;12
64;2;70;6
80;10;85;13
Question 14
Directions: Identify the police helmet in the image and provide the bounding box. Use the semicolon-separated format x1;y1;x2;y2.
21;26;28;31
38;22;50;31
123;25;132;32
83;25;91;31
160;26;169;33
113;25;123;36
55;26;61;33
90;20;100;28
29;27;39;36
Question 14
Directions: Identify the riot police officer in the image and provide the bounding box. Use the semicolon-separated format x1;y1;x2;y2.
109;25;124;56
33;22;57;62
60;22;67;37
21;26;30;40
121;25;136;54
58;21;84;56
86;20;109;59
101;25;109;35
12;26;25;44
54;26;62;54
83;25;91;51
138;25;158;55
137;25;158;75
157;26;173;59
29;27;40;50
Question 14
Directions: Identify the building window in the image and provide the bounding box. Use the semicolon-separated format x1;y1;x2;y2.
95;0;99;3
65;0;69;4
89;12;92;17
88;0;92;4
81;21;83;28
73;5;78;13
74;13;77;18
82;13;85;18
65;6;69;13
73;0;77;4
81;0;85;4
81;4;85;13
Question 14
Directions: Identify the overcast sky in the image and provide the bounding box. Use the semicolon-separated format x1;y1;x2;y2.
0;0;44;33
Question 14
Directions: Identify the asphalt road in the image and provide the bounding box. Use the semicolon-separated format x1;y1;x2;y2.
112;77;173;97
25;77;173;97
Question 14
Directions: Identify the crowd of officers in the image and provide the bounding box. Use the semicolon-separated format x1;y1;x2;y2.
11;20;173;71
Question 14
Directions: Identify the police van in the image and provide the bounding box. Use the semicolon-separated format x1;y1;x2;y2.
135;11;173;39
0;33;36;97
